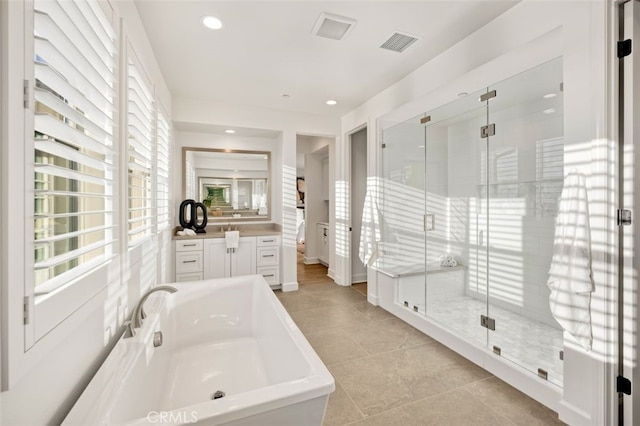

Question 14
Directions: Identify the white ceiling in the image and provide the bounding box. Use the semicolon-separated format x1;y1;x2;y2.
135;1;518;118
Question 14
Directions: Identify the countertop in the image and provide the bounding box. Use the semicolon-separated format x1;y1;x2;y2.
172;224;281;240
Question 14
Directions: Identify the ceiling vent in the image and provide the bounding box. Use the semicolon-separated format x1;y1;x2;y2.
380;32;420;53
312;12;356;41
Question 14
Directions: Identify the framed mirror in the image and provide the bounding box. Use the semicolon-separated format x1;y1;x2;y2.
182;147;271;221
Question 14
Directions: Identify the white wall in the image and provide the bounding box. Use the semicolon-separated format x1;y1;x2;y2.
0;1;173;424
337;1;612;424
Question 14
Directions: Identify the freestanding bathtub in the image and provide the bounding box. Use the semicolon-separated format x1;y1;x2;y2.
63;275;335;425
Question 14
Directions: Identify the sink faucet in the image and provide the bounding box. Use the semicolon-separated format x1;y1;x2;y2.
124;285;177;338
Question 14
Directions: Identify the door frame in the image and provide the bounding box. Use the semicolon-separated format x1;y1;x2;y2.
342;122;368;287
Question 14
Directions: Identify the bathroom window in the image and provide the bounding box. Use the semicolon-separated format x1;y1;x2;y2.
127;54;155;246
32;0;117;294
156;108;171;230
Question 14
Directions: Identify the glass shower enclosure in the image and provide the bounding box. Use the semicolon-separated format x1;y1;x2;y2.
379;57;564;387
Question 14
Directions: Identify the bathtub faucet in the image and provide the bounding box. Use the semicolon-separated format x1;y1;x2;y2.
124;285;177;338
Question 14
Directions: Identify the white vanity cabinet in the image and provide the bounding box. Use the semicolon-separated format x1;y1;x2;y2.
175;234;281;284
256;235;281;285
175;239;204;282
203;237;256;279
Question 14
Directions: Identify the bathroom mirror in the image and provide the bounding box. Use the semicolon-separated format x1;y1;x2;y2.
182;148;270;221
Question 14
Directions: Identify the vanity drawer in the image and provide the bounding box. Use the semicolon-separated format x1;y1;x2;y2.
175;272;203;282
175;251;203;273
175;239;203;252
257;246;279;266
257;266;279;285
256;235;280;247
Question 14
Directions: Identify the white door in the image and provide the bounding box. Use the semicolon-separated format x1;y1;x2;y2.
622;1;640;424
203;239;229;279
231;237;256;276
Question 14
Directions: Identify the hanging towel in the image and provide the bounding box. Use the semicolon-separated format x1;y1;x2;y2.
546;169;595;351
225;230;240;249
359;191;382;267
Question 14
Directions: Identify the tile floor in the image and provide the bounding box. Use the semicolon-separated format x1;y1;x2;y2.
425;296;563;387
274;254;565;425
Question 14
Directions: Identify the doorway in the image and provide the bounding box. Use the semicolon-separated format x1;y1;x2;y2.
350;127;368;290
296;135;331;283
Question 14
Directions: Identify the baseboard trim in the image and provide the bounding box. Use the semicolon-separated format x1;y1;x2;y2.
351;273;367;283
303;256;319;265
557;400;592;425
281;281;299;292
327;268;336;280
367;294;379;306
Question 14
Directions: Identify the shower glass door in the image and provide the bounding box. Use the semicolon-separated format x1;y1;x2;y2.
381;113;428;315
485;57;564;387
423;90;489;349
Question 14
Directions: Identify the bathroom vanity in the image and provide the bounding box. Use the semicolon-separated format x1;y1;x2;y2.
174;225;281;287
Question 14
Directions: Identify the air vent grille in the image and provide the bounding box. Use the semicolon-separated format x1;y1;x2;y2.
380;32;420;53
313;12;356;41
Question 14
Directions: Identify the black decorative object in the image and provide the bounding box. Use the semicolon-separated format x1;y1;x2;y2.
178;199;208;233
193;202;208;233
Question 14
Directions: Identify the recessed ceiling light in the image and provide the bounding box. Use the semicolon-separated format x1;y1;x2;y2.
282;94;291;99
543;108;556;114
225;129;236;134
326;99;338;106
202;16;223;30
543;93;557;99
457;92;468;98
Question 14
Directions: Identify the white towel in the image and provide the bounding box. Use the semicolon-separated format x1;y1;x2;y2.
359;191;382;267
546;169;594;351
439;254;457;267
225;231;239;249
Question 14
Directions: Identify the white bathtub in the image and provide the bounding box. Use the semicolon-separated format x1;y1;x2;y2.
63;275;334;425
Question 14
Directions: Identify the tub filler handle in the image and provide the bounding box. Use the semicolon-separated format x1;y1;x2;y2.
153;331;163;348
124;285;177;338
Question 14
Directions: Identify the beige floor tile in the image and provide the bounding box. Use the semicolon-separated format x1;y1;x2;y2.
348;302;394;322
308;287;367;306
349;388;512;426
464;376;565;425
276;291;342;313
289;303;392;334
305;328;369;366
343;317;436;355
322;380;365;426
299;281;344;292
329;343;491;417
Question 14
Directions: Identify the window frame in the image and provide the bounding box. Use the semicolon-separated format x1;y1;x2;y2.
24;0;119;347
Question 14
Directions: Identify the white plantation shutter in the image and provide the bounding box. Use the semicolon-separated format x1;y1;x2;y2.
33;0;117;292
127;58;154;246
156;110;170;230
